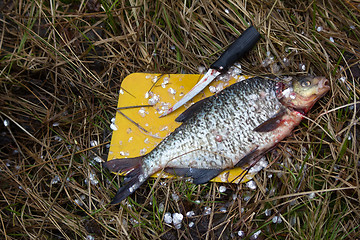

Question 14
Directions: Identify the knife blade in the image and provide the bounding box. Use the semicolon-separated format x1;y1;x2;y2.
160;26;260;118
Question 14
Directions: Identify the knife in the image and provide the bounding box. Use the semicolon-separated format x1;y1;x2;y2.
160;26;260;118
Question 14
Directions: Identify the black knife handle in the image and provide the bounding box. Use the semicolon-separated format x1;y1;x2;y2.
210;26;260;73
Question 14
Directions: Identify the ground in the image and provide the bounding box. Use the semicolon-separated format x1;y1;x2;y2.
0;0;359;239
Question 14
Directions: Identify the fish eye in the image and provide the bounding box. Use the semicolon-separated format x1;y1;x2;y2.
300;79;311;87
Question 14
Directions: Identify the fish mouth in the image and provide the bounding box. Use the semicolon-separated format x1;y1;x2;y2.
313;77;330;102
318;77;330;93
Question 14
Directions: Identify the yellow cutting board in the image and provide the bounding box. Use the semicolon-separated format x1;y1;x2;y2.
108;73;255;183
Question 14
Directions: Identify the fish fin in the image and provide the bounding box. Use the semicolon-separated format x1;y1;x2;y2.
165;167;222;184
103;157;147;204
175;98;209;122
234;147;260;167
253;108;287;132
103;156;143;173
110;167;147;204
191;169;223;184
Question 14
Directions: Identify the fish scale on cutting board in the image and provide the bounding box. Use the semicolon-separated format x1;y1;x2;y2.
108;72;255;183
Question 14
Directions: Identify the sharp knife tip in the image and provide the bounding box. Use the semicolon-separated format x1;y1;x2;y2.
159;107;175;118
159;112;169;118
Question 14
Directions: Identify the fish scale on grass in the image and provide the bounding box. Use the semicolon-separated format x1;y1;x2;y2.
104;76;330;204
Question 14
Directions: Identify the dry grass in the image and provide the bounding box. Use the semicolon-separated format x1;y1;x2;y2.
0;0;359;239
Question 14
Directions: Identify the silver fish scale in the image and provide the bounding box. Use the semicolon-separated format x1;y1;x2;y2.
142;77;285;176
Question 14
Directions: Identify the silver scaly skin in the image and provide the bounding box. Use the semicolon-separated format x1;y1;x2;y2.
104;76;330;204
144;78;284;172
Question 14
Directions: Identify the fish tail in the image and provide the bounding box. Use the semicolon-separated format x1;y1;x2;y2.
103;156;147;204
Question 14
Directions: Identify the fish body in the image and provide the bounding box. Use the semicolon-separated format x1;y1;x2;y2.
104;76;329;204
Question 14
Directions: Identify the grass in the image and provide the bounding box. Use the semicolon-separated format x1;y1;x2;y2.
0;0;359;239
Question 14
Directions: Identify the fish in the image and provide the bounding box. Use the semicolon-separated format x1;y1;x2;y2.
104;76;330;204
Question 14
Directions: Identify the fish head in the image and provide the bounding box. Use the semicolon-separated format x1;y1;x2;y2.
280;76;330;113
